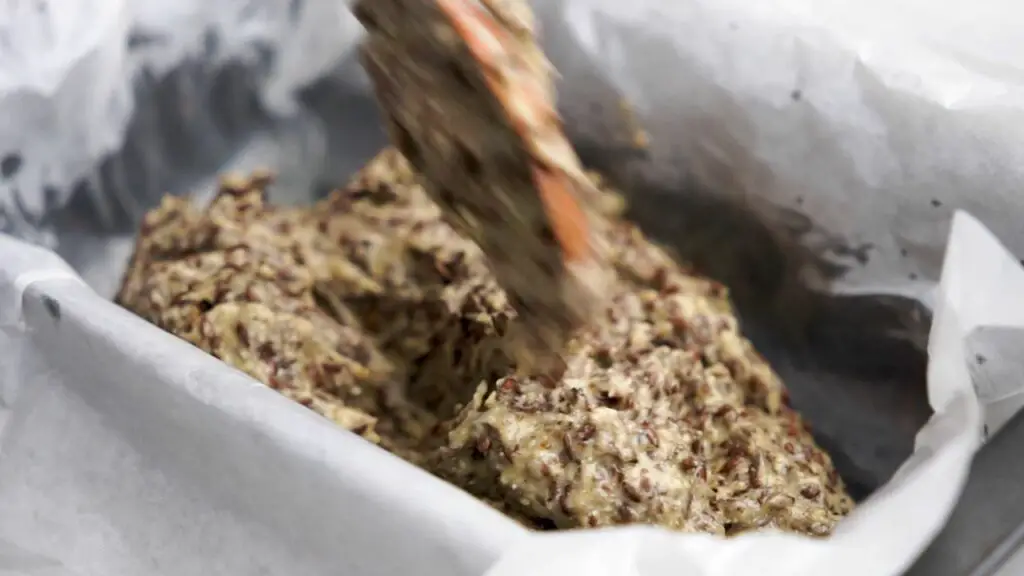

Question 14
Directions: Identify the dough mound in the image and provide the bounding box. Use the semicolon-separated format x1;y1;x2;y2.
117;149;852;536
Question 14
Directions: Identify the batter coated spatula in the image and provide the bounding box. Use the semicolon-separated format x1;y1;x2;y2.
354;0;611;373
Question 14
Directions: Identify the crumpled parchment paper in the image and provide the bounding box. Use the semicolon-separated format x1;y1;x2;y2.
1;0;1024;574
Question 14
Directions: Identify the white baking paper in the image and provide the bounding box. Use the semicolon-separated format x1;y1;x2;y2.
0;0;363;247
125;0;363;114
0;0;1023;574
531;0;1024;302
0;0;131;246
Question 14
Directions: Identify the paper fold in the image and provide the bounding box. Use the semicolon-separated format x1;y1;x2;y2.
0;235;83;413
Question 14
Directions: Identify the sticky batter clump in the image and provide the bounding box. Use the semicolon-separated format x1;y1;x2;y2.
117;149;853;536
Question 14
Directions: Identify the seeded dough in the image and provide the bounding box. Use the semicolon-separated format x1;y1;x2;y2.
117;149;853;536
